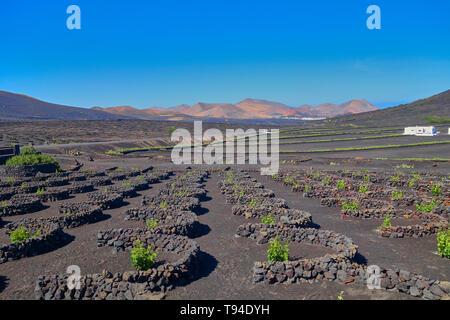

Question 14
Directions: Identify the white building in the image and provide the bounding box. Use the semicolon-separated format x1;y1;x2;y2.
403;126;436;136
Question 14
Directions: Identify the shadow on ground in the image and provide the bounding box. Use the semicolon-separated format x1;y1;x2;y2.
0;276;7;294
191;223;211;238
178;251;218;287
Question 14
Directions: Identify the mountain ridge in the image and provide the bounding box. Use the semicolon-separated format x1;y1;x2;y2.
0;90;381;121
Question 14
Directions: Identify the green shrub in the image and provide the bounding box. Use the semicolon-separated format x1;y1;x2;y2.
106;150;122;156
322;177;330;186
10;226;31;243
378;214;392;230
5;152;59;168
7;177;14;184
342;200;359;211
122;181;132;187
304;185;310;192
359;185;369;194
409;179;416;188
391;190;403;199
248;199;258;207
389;176;400;182
423;115;450;124
136;175;144;180
261;214;276;225
177;188;189;196
437;229;450;258
363;175;370;182
336;180;346;191
416;200;437;213
33;227;42;238
160;201;168;208
395;163;414;169
284;177;294;184
131;239;157;271
430;183;441;197
20;146;38;155
267;237;289;263
146;219;158;228
168;126;176;134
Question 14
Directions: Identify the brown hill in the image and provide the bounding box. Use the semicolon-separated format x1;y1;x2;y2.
297;99;378;118
0;90;381;121
234;98;292;118
333;90;450;126
0;91;130;120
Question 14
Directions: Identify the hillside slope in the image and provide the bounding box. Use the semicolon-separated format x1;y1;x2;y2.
0;91;132;120
333;90;450;126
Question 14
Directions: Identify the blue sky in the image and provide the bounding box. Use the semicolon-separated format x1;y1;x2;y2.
0;0;449;109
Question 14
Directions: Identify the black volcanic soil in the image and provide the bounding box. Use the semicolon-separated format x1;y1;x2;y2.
165;174;417;300
0;177;166;300
250;173;450;281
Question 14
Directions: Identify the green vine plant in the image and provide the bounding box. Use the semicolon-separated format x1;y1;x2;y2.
146;218;158;229
131;239;157;271
267;237;289;263
391;189;403;199
261;214;276;225
359;184;369;194
377;213;392;231
284;177;294;184
416;199;438;213
437;228;449;258
389;176;400;182
430;183;441;197
341;200;359;211
336;180;346;191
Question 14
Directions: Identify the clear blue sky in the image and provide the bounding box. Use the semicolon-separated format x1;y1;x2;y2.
1;0;449;109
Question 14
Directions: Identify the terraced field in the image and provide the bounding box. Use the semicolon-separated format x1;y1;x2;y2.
0;161;448;300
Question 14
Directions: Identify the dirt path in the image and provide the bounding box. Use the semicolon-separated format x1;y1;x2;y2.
166;173;414;300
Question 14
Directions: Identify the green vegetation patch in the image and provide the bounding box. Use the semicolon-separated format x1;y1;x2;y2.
423;115;450;124
267;237;289;263
5;146;60;168
131;239;157;271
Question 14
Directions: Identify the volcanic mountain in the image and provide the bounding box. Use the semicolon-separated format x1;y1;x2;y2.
297;99;379;118
0;89;380;121
0;91;131;121
333;89;450;126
